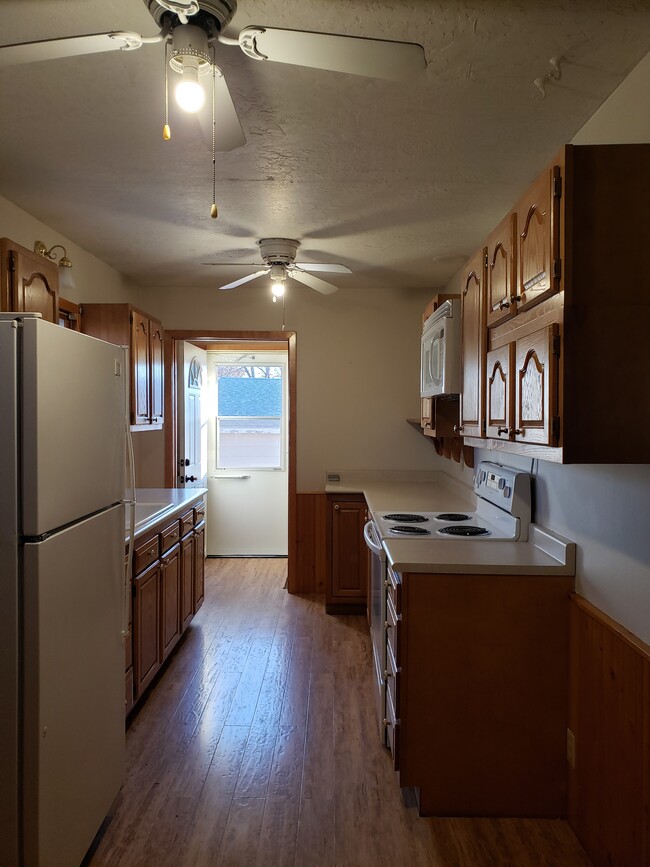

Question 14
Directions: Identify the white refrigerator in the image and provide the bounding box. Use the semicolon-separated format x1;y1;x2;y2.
0;314;127;866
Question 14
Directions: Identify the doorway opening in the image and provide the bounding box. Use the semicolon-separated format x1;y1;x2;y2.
165;331;298;591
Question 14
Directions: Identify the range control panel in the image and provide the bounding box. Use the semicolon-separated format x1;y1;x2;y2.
473;461;531;522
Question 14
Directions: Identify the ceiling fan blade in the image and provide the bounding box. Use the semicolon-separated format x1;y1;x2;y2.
0;32;150;68
294;262;351;273
196;69;246;151
218;269;269;291
238;27;426;81
288;269;339;295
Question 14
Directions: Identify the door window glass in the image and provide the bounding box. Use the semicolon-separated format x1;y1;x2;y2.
216;364;284;469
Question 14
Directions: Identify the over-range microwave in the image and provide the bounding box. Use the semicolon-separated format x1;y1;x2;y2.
420;298;461;397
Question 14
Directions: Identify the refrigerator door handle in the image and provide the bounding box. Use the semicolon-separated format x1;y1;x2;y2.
123;412;136;638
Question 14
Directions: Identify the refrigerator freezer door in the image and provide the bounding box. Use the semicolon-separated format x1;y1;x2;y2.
0;320;20;866
22;504;125;867
21;317;126;537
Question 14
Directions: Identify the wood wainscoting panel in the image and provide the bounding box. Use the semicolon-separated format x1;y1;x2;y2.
568;594;650;867
294;493;328;594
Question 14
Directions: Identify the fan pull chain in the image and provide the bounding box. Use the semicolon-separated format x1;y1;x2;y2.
281;292;286;331
210;56;218;218
163;41;171;140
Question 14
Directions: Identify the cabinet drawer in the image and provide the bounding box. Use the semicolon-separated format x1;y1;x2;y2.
160;519;181;553
386;591;401;662
193;501;205;525
180;509;194;537
133;533;159;574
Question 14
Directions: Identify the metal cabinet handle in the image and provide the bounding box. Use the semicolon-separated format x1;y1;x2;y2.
497;426;510;436
514;427;525;436
383;718;391;728
454;424;464;434
498;299;510;310
384;670;393;679
148;547;155;557
510;294;522;304
384;621;392;629
334;505;340;510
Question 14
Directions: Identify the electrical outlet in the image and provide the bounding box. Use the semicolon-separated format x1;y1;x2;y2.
566;728;576;769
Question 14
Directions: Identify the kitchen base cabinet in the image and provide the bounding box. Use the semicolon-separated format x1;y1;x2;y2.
392;569;573;818
133;559;161;697
193;521;205;613
180;531;194;631
326;494;368;614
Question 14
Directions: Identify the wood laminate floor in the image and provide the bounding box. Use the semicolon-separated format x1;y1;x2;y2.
88;558;591;867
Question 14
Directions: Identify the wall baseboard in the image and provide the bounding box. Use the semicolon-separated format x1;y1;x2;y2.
568;593;650;867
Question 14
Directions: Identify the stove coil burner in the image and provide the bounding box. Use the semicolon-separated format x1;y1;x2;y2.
383;513;428;523
438;525;491;537
390;525;431;536
435;513;471;522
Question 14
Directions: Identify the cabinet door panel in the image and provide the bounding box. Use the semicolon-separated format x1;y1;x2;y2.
131;311;150;425
517;167;561;312
180;533;194;632
150;320;164;424
134;561;161;696
193;522;205;613
486;214;517;328
486;344;514;440
459;249;486;438
4;243;59;323
515;325;559;446
160;542;181;660
331;500;367;598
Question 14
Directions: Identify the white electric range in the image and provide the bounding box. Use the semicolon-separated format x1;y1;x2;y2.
372;461;532;542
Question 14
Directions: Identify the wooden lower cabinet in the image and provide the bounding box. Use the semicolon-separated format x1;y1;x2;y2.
133;559;161;697
326;494;369;614
128;497;206;710
391;568;573;817
193;521;205;613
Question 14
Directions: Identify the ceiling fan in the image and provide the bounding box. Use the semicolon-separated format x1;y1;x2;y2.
211;238;351;296
0;0;427;156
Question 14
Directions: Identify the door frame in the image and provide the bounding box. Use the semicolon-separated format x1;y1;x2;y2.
165;330;298;592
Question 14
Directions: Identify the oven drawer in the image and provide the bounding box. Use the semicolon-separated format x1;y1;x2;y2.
385;639;400;712
386;590;401;662
386;564;401;615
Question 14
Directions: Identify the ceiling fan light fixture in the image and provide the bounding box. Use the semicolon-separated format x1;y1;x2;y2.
175;56;204;111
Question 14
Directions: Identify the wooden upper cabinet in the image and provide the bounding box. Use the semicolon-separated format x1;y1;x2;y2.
80;303;164;428
459;249;487;438
486;214;517;328
514;325;559;446
0;238;59;323
131;311;151;425
485;344;514;440
516;166;561;313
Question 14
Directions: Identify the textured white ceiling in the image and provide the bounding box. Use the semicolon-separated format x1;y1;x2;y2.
0;0;649;292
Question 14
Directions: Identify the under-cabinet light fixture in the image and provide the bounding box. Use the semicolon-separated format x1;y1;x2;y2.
34;240;76;291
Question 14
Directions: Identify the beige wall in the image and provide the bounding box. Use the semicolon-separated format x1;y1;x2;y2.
0;194;139;305
138;281;438;491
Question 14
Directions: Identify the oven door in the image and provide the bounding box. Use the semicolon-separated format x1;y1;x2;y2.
363;520;387;743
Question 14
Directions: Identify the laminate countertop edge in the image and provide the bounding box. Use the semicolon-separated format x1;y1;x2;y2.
125;488;208;543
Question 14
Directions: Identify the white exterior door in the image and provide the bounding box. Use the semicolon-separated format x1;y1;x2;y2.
206;350;288;556
177;342;207;489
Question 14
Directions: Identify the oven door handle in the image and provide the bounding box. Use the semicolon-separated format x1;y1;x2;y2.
363;520;384;555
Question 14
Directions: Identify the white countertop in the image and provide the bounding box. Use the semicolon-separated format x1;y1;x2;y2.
126;487;207;541
326;471;575;576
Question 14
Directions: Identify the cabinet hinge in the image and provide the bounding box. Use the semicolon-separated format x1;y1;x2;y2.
553;175;562;198
552;334;561;357
8;251;16;272
553;258;562;280
552;416;561;441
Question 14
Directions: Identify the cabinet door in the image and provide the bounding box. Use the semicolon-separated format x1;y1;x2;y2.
485;344;514;440
1;240;59;323
459;249;487;438
516;167;561;313
514;325;559;446
134;560;161;697
420;397;434;436
160;542;181;661
150;320;164;424
131;310;150;425
486;214;517;328
180;532;194;632
193;522;205;613
330;499;368;601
